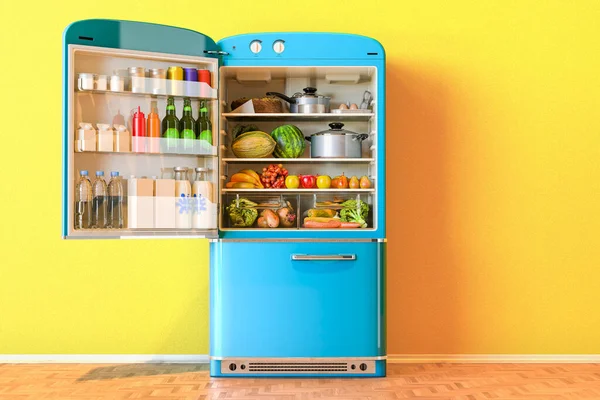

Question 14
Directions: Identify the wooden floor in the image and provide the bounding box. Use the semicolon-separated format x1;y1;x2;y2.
0;363;599;399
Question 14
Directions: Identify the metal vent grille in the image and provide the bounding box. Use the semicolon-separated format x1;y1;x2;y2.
249;362;348;372
220;359;376;375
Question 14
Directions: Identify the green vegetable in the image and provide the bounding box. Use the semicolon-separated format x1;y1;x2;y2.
339;200;369;228
232;124;260;139
226;198;259;227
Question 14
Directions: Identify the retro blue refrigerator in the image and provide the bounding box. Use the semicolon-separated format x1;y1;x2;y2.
62;19;386;377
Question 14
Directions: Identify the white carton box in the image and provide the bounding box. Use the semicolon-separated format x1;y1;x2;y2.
154;179;176;229
127;177;154;228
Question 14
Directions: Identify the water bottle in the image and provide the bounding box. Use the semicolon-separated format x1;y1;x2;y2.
91;171;108;228
74;170;92;229
107;171;124;229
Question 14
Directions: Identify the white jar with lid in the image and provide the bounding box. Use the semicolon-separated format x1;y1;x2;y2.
78;73;95;90
110;75;124;92
128;67;146;93
96;75;108;91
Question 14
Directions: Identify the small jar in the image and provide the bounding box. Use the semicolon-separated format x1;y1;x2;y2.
128;67;146;93
96;75;108;90
110;75;124;92
78;73;95;90
148;68;166;94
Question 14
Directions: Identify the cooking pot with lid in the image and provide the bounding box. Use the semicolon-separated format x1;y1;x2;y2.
266;87;331;113
306;123;368;158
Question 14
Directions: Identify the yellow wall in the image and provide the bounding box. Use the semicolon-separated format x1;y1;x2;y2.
1;0;599;355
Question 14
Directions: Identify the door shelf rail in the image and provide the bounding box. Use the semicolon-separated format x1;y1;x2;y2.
76;78;217;100
74;137;217;157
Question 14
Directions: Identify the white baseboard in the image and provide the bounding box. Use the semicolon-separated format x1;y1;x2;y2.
389;354;600;363
0;354;209;364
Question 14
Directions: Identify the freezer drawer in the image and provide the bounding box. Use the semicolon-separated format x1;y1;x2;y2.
210;240;385;358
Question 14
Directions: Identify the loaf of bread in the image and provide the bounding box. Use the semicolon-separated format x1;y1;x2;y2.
231;97;283;113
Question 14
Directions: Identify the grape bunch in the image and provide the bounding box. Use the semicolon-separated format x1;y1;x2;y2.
260;164;288;189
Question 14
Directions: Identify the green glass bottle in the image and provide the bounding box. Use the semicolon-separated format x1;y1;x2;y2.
197;100;212;145
162;97;180;151
181;98;196;140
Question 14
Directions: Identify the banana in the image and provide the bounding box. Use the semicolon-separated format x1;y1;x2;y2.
240;169;263;188
231;173;259;185
232;182;258;189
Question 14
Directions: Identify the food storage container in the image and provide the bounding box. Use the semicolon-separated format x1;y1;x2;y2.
78;73;95;90
128;67;146;93
110;75;124;92
96;75;107;90
148;68;166;94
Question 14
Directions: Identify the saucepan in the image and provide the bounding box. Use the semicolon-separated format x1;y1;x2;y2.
266;87;331;113
306;123;368;158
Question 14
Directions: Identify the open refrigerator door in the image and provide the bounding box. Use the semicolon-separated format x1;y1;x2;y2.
62;20;221;239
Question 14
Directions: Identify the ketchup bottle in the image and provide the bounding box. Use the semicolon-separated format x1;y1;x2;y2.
132;106;146;152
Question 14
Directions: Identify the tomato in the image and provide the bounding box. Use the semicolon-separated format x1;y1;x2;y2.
285;175;300;189
300;175;317;188
316;175;332;189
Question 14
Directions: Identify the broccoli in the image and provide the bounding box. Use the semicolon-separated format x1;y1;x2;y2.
339;200;369;228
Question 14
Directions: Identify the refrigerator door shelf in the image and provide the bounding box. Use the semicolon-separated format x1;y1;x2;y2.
210;240;386;369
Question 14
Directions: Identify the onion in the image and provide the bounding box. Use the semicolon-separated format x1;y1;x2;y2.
277;207;296;228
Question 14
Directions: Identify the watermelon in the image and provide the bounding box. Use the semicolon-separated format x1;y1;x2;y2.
270;125;306;158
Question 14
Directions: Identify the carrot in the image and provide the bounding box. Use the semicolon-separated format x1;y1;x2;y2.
303;219;341;229
340;222;362;229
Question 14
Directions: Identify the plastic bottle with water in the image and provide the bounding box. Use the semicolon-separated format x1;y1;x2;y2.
74;170;92;229
91;171;108;228
107;171;124;229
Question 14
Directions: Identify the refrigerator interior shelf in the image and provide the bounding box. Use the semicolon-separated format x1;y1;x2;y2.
221;113;374;121
221;158;375;163
222;188;375;193
76;78;217;100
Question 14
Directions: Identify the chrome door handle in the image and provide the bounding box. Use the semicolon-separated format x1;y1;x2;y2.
291;254;356;261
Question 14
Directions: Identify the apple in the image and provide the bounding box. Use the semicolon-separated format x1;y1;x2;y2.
300;175;316;189
285;175;300;189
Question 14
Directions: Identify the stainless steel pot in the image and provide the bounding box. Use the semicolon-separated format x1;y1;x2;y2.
306;123;368;158
266;87;331;113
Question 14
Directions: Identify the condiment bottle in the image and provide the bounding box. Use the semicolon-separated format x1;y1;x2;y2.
147;102;161;153
132;106;146;153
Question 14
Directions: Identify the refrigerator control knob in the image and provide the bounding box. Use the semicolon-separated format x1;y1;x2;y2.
229;363;237;371
249;40;262;54
273;40;285;54
359;363;367;371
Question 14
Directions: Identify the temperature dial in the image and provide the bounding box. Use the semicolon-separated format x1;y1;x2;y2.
273;40;285;54
249;40;262;54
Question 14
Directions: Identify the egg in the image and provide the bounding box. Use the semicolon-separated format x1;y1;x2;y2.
349;103;358;110
339;103;349;109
